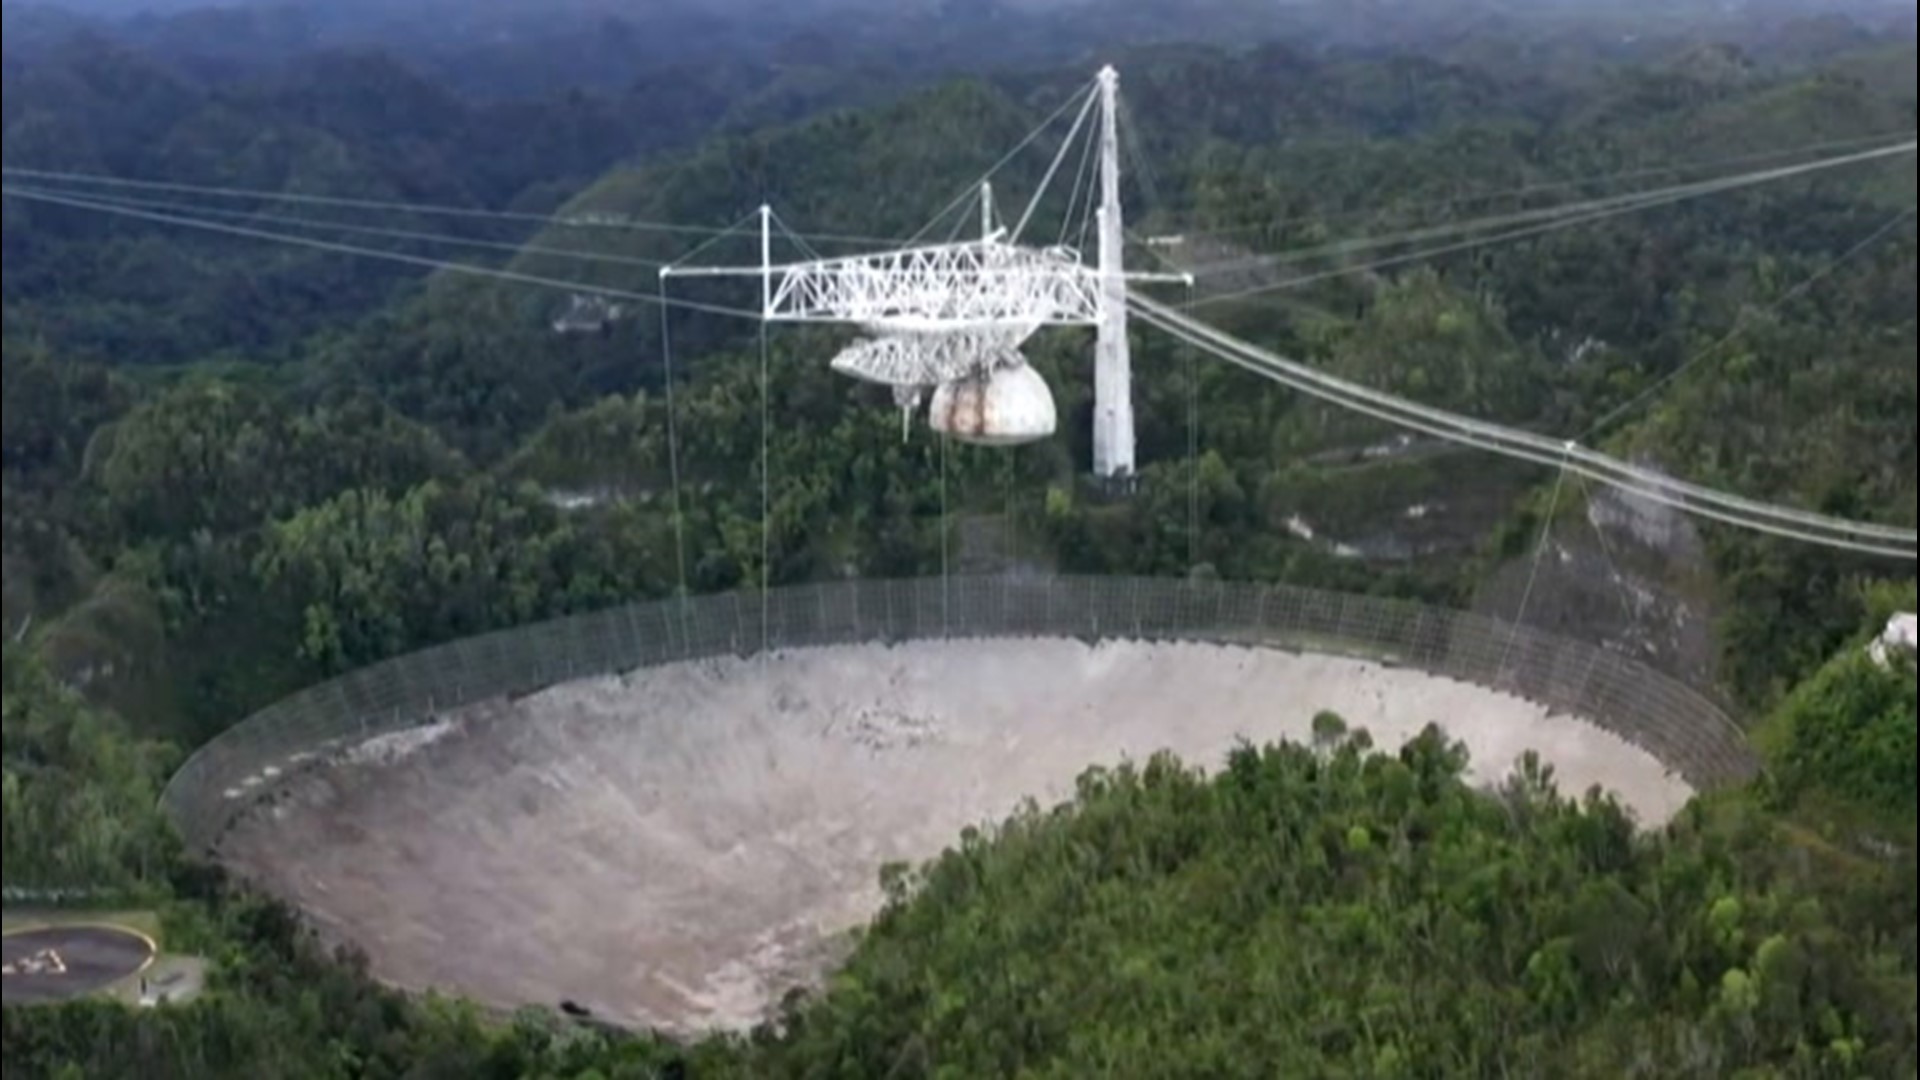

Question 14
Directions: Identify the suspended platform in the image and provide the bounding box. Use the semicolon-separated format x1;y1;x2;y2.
662;66;1188;464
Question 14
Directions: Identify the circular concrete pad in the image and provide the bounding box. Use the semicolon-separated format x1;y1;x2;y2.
2;925;155;1005
219;638;1692;1034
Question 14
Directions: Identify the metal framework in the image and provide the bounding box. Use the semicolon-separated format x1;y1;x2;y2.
761;236;1103;329
665;214;1180;331
830;324;1033;388
664;67;1187;475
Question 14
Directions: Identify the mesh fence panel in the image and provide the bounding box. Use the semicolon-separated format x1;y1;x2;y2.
162;575;1757;855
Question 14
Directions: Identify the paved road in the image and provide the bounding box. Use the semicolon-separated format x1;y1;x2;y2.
1;925;154;1005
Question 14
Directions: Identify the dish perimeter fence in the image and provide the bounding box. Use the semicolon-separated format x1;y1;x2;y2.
163;575;1758;854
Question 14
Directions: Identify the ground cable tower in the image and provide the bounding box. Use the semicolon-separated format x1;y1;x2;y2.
1092;65;1135;483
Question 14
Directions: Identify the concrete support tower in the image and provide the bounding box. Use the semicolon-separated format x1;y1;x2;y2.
1092;65;1134;482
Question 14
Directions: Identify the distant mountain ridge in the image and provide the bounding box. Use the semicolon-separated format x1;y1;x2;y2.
8;1;1914;97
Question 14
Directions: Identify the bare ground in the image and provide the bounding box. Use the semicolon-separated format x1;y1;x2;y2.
219;638;1692;1034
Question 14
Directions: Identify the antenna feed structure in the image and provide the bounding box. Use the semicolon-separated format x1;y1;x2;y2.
658;68;1181;464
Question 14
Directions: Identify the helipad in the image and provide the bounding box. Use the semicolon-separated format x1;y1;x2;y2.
1;924;155;1006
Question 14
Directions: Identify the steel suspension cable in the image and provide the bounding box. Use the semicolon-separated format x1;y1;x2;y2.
1188;183;1715;308
1131;295;1916;558
1172;129;1917;241
1578;206;1919;443
1180;139;1917;283
1185;144;1917;310
1012;85;1103;243
1;165;902;246
908;78;1098;245
2;185;762;320
1140;295;1915;542
9;184;671;267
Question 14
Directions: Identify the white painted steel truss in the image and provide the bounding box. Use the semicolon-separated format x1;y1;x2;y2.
783;235;1095;328
667;229;1182;332
830;323;1035;388
661;67;1186;475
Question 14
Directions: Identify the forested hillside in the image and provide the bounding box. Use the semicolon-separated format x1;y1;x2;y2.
0;18;919;362
5;692;1913;1077
3;4;1916;1077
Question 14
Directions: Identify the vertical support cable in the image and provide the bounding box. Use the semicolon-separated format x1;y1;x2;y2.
1571;472;1643;625
1003;447;1016;571
654;206;761;647
940;434;951;637
758;207;775;662
1185;280;1199;572
760;318;772;657
757;308;774;727
1499;445;1574;679
656;276;691;638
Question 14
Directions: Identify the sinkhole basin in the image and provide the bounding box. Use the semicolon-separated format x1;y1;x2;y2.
213;635;1696;1035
